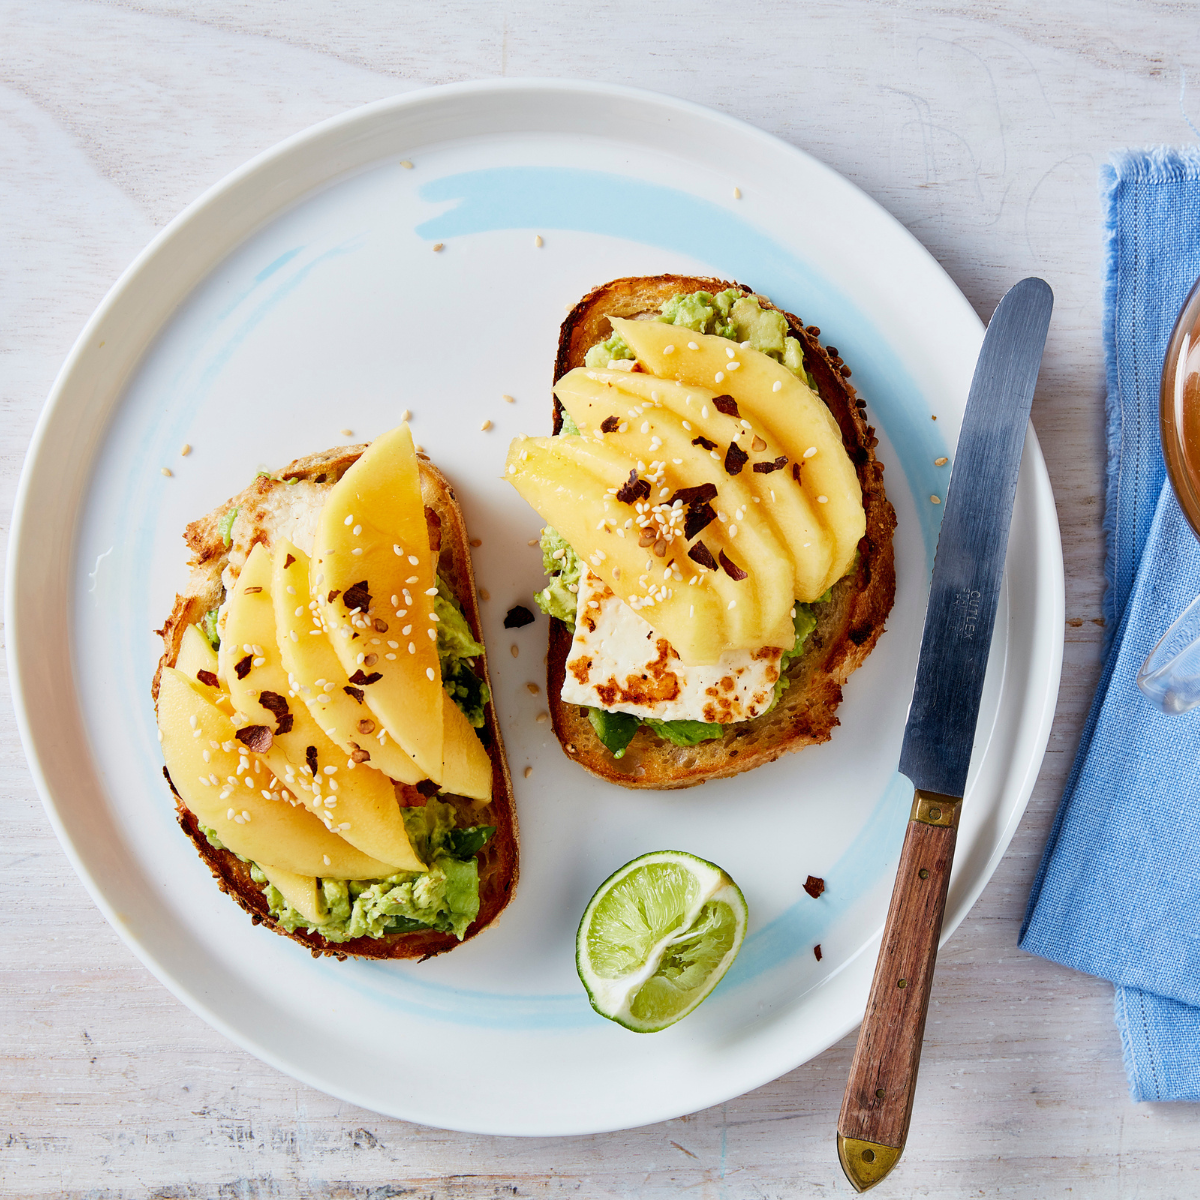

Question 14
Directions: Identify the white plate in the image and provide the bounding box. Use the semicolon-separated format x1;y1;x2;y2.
6;81;1063;1136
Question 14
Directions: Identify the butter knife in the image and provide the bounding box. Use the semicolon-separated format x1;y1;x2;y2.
836;277;1053;1192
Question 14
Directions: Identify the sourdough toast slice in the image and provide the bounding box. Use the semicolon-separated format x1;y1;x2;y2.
154;447;518;960
548;275;897;789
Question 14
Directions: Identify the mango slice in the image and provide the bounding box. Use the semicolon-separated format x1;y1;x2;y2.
175;624;235;715
157;667;399;879
258;862;328;926
272;540;425;785
611;318;865;582
440;691;493;801
553;372;803;612
559;367;836;599
313;425;444;780
219;543;425;874
506;434;793;663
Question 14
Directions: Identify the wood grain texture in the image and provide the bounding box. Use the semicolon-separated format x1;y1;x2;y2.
839;813;958;1151
6;0;1200;1196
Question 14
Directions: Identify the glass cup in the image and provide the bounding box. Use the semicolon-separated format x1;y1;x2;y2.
1137;274;1200;712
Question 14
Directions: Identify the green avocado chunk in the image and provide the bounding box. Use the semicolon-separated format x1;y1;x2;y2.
433;575;491;728
253;798;494;943
534;526;584;627
583;331;635;368
657;288;808;379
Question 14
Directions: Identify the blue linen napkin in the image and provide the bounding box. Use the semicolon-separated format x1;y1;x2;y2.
1019;147;1200;1102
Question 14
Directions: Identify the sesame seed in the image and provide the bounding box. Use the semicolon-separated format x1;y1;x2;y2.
480;419;492;431
353;524;362;536
425;667;435;681
687;341;699;351
702;406;709;419
727;362;740;371
536;711;548;723
340;428;354;437
931;494;942;504
160;467;172;477
733;186;742;198
715;372;725;383
534;234;544;247
935;456;949;466
290;630;299;642
729;525;737;536
480;588;490;601
351;547;363;555
400;159;414;169
728;600;737;610
524;766;533;779
503;394;515;404
180;443;191;456
510;644;519;658
804;446;818;458
663;345;675;355
818;495;828;503
425;587;438;596
433;242;444;252
773;380;782;392
416;444;425;453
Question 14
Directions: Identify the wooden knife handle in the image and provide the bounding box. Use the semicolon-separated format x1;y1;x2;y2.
836;790;962;1192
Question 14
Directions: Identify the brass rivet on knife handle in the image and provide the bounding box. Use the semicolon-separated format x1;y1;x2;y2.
911;790;962;828
836;788;961;1191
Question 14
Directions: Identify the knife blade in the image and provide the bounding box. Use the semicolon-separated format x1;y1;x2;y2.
836;277;1053;1193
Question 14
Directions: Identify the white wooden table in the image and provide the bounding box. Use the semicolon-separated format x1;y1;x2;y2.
4;2;1200;1195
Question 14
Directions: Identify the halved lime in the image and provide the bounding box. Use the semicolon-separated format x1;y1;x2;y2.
576;850;748;1033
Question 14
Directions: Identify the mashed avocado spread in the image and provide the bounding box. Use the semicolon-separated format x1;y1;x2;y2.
583;289;811;383
550;289;832;757
202;798;494;942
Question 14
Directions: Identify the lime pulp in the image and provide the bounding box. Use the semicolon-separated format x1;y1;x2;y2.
576;850;748;1033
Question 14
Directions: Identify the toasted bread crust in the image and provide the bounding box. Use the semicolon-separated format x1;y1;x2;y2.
547;275;897;789
154;448;518;960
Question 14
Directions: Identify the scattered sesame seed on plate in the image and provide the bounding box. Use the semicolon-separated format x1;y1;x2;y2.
432;242;444;252
340;428;353;436
510;644;519;658
479;588;490;601
524;766;533;779
480;419;492;431
525;682;540;695
401;409;411;421
733;186;742;199
534;234;544;247
935;456;949;466
180;444;191;456
160;467;172;477
400;159;413;169
503;394;515;403
536;711;548;723
931;494;942;504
